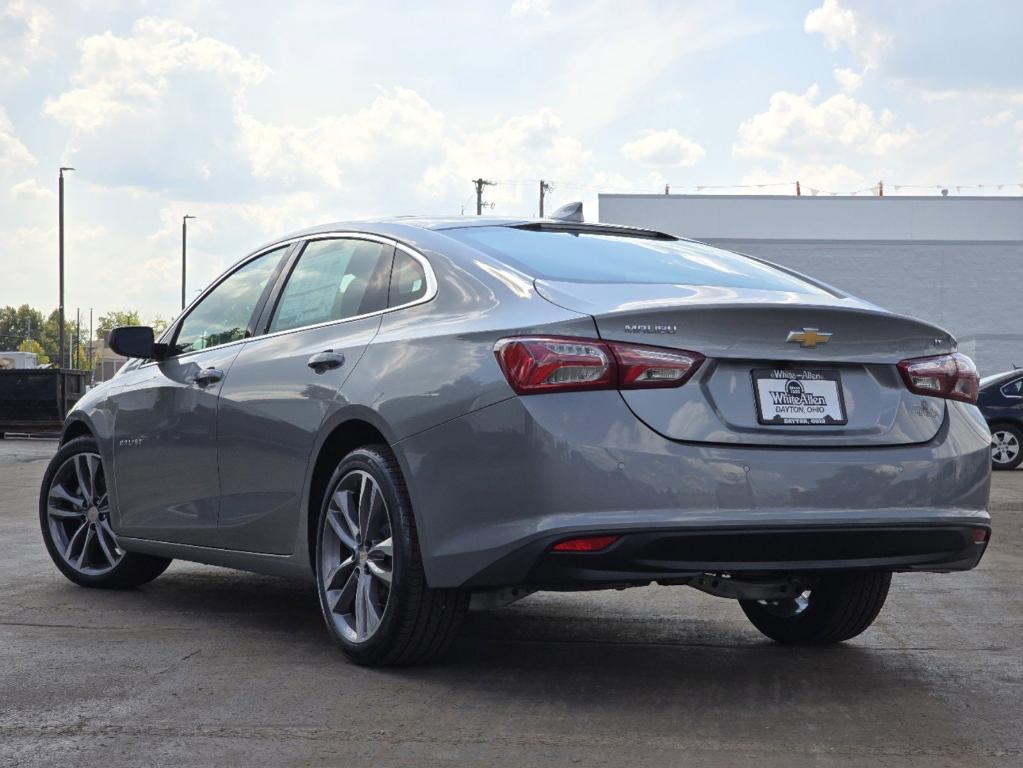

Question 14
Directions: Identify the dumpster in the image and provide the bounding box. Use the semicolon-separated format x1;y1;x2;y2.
0;369;89;436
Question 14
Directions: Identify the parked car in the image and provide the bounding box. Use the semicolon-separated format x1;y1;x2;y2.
38;216;992;666
978;369;1023;470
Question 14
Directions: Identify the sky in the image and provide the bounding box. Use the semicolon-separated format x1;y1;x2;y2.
1;0;1021;324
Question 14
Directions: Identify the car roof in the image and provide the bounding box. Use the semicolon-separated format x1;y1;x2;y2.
980;369;1023;389
262;216;674;248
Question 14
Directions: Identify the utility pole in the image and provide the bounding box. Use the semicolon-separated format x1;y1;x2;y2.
472;178;494;215
182;214;196;310
88;308;93;378
75;308;81;369
58;167;74;369
539;179;552;217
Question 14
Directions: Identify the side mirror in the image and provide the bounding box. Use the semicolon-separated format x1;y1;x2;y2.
108;326;167;360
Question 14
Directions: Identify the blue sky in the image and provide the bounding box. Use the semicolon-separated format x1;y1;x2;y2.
1;0;1021;322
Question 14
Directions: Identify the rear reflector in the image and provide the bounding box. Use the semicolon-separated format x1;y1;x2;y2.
972;528;989;544
897;352;979;404
552;535;620;552
494;336;703;394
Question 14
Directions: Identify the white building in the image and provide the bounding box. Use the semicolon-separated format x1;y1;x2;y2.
599;194;1023;376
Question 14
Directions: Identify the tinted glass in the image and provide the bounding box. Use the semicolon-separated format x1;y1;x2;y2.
1003;378;1023;397
449;226;828;294
389;251;427;306
173;247;285;354
270;238;391;333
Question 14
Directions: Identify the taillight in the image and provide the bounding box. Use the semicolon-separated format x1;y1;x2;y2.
494;336;704;394
494;337;615;394
613;343;704;389
897;352;979;404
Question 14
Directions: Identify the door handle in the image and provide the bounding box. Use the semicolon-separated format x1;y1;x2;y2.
307;350;345;374
193;367;224;386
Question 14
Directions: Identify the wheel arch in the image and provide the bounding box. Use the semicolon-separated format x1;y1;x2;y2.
61;416;96;444
303;407;414;571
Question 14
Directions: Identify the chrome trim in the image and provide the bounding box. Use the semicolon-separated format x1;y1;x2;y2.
1000;378;1023;399
147;232;437;366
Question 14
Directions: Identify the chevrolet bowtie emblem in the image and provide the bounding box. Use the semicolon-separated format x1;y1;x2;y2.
786;328;832;348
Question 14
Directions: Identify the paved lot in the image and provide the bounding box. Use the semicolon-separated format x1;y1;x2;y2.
1;439;1020;767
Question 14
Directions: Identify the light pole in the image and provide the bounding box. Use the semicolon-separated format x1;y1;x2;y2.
182;214;196;310
58;167;74;369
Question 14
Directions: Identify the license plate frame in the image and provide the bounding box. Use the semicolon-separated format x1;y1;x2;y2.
751;368;848;426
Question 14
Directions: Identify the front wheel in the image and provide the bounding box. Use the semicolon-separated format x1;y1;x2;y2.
991;425;1022;470
39;436;172;589
315;445;468;666
740;571;891;645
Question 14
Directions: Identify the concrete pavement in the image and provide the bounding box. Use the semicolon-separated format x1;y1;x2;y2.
1;438;1020;767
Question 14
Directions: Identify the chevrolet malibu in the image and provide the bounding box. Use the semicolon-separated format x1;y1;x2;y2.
39;216;992;666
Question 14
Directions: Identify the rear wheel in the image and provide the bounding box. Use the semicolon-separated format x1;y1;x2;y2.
991;424;1022;470
39;436;172;588
740;571;891;645
315;445;468;666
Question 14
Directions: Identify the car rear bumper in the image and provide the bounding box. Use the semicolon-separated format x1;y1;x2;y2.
395;392;992;588
464;523;990;589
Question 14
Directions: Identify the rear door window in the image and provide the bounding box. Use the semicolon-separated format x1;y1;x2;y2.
269;238;393;333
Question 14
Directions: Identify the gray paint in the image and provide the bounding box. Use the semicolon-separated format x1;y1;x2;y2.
598;194;1023;376
62;217;992;588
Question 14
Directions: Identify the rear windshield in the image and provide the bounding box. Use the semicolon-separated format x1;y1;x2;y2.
448;226;828;294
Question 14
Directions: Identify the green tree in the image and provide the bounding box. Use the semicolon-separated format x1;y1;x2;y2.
96;310;142;338
0;304;46;351
150;314;170;335
40;310;87;368
17;338;49;365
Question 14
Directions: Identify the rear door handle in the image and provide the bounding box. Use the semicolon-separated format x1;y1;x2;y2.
193;367;224;386
307;350;345;374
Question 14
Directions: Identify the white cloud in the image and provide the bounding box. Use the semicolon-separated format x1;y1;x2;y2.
734;85;915;162
510;0;551;17
804;0;890;69
10;178;52;200
833;67;863;94
420;108;593;212
43;17;268;133
0;107;35;171
621;129;704;169
0;0;53;80
238;87;445;188
977;109;1014;127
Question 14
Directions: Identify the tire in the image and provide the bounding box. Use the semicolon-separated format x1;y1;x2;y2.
314;445;468;666
740;571;891;645
39;436;172;589
990;424;1023;470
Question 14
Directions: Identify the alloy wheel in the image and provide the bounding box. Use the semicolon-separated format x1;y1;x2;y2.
320;470;393;643
46;452;123;575
991;429;1020;467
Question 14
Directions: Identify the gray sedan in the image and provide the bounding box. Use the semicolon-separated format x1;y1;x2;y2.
39;216;992;665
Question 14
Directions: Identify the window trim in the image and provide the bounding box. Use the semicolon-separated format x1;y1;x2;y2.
151;232;437;363
1000;377;1023;399
160;242;296;361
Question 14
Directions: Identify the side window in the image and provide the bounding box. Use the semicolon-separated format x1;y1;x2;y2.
269;239;392;333
389;250;428;306
173;247;286;355
1002;378;1023;397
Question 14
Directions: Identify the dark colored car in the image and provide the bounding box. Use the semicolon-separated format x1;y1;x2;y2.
978;369;1023;470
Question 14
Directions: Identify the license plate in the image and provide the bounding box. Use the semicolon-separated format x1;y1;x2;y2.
752;368;848;426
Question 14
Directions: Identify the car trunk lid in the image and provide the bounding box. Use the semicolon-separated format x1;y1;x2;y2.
535;280;955;447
